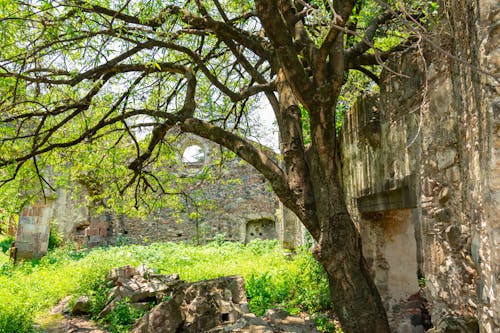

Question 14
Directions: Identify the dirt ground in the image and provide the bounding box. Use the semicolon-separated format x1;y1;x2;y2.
35;296;107;333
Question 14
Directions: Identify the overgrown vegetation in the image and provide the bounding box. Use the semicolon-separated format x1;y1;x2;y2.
0;240;335;333
100;298;146;333
0;235;14;253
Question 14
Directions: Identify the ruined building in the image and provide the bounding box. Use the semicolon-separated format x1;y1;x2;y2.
15;133;280;252
336;0;499;331
14;0;498;332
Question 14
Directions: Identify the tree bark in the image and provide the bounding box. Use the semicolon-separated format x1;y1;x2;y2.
312;181;390;333
306;120;390;332
253;1;391;331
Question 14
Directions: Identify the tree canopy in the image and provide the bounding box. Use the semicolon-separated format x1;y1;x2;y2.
0;1;437;332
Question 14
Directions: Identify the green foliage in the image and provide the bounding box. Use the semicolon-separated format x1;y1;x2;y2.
246;249;331;317
0;235;14;253
100;298;145;333
0;306;35;333
0;240;337;333
87;277;111;318
115;235;132;247
48;221;63;251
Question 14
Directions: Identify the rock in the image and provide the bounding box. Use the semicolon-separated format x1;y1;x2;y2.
436;148;457;170
438;187;450;204
207;313;274;333
137;263;156;278
180;276;248;333
71;296;91;315
130;299;183;333
100;266;322;333
434;208;452;222
108;265;137;282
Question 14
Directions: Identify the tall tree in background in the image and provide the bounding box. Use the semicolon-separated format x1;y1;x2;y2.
0;1;432;331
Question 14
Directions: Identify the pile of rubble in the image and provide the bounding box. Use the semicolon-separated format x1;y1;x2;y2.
72;264;321;333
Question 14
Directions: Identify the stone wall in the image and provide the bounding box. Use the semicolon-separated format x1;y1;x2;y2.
340;2;499;331
15;204;51;260
115;151;278;245
443;1;499;331
43;133;279;246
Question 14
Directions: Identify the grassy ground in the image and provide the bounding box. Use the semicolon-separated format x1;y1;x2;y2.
0;238;336;332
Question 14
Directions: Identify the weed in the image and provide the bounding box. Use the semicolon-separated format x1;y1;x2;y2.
48;221;64;250
0;240;334;333
115;235;131;246
0;235;14;253
100;298;145;333
314;313;343;333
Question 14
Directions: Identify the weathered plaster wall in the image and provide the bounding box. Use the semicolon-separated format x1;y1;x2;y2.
340;51;424;333
15;204;51;260
340;2;499;330
51;188;89;238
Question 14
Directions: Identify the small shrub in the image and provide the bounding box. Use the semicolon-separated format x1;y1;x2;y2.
246;273;276;315
115;235;131;247
0;305;35;333
246;239;279;256
210;233;228;246
0;235;14;253
48;221;63;250
101;298;145;333
314;313;342;333
86;278;110;318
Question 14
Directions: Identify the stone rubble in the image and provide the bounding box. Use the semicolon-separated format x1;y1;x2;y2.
72;265;321;333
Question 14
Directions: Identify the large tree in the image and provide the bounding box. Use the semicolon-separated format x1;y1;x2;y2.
0;1;431;332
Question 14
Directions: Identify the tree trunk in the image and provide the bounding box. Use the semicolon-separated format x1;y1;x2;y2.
312;184;390;332
306;100;390;332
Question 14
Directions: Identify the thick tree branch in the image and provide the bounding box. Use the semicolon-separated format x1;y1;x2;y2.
345;37;416;68
344;11;395;60
314;0;355;86
179;117;312;225
351;66;380;84
275;70;319;236
255;0;315;111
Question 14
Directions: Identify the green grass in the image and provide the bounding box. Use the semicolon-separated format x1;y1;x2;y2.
0;239;335;333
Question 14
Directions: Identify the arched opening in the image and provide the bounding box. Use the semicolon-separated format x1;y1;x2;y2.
245;218;277;243
182;145;205;164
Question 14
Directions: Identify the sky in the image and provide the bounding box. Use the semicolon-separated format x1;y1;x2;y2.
249;96;279;151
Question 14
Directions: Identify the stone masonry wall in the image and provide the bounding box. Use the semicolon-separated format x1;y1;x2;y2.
116;155;278;244
340;51;424;333
340;3;499;331
442;0;499;331
46;134;278;246
15;204;51;260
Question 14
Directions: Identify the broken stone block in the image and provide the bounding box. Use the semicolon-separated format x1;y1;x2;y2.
99;266;322;333
71;296;91;315
108;265;137;282
130;298;183;333
181;277;247;333
137;263;156;279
